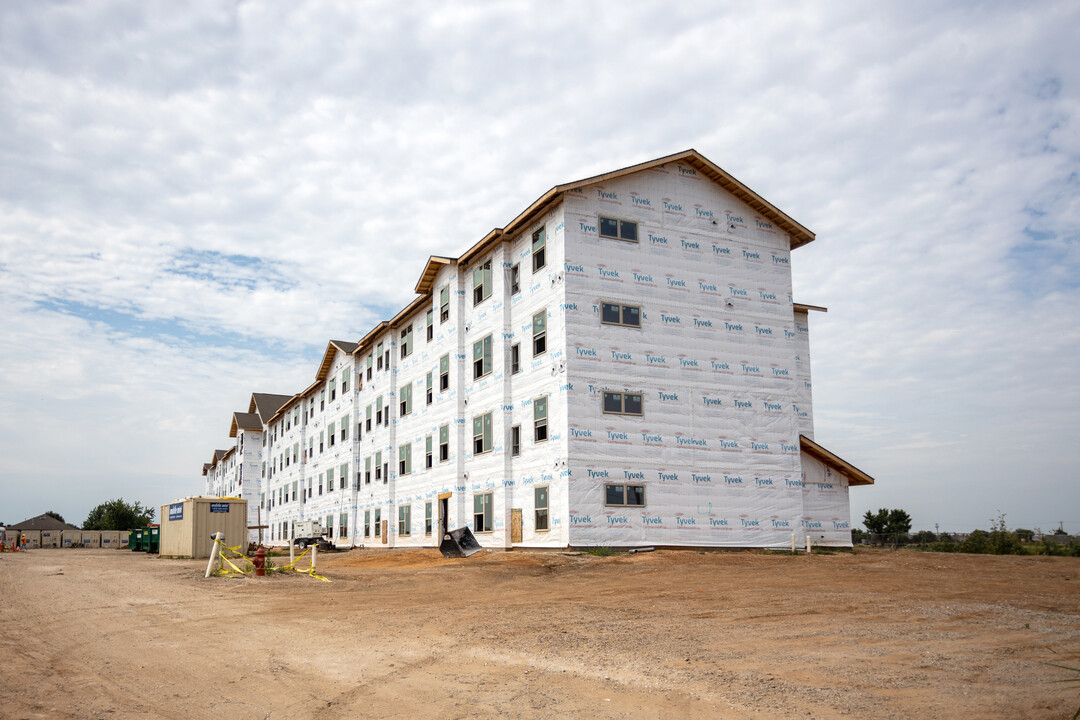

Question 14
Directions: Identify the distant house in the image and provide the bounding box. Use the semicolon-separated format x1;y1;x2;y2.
7;513;80;532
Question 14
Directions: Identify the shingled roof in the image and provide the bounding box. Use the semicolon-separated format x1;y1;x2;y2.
229;412;264;437
7;513;80;531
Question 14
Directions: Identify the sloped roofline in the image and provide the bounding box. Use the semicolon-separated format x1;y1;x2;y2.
453;148;814;272
800;435;874;486
229;412;263;438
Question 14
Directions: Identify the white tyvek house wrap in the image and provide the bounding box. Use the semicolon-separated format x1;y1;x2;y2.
800;451;853;544
793;308;815;439
561;162;827;547
348;205;571;549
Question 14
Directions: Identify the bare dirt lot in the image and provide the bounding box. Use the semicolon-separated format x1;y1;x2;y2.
1;547;1078;719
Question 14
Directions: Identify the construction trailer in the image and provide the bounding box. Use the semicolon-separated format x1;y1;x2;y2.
159;497;248;559
211;150;875;551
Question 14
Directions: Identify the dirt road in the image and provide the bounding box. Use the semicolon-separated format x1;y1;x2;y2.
1;547;1077;719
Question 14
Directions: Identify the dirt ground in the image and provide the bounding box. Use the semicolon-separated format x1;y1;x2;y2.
1;547;1078;720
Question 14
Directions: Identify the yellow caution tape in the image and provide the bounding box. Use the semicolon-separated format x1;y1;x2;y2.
208;539;330;581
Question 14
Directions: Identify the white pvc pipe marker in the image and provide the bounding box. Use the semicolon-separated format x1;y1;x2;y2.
310;542;317;573
205;532;224;578
806;535;812;554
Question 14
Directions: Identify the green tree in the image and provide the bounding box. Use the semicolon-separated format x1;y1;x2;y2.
862;508;913;536
44;510;66;524
988;514;1021;555
83;499;156;531
960;529;989;554
912;530;936;546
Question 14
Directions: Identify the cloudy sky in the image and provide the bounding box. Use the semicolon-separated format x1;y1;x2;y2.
1;1;1077;534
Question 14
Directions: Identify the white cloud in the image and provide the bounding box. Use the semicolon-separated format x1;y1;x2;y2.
0;0;1077;532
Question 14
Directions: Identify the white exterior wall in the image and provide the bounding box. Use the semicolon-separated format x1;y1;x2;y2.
205;156;861;550
799;451;852;545
264;400;305;545
561;161;817;547
303;352;359;546
793;309;815;439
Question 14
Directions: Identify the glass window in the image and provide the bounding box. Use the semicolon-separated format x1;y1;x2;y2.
425;501;433;535
532;311;546;356
511;343;520;374
400;383;412;416
473;334;493;379
603;391;644;416
400;326;413;358
532;227;546;272
601;302;642;328
440;354;450;391
399;443;411;475
440;286;450;323
399;505;411;536
534;396;548;443
473;259;492;305
605;484;646;506
511;425;520;457
535;486;549;531
426;309;434;341
474;492;493;532
439;424;450;461
473;412;493;455
509;264;520;294
599;216;638;242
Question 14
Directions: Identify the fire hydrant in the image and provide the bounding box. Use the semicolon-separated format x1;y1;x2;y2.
253;546;267;577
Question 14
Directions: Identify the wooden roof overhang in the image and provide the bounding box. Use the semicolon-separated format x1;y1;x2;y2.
800;435;875;486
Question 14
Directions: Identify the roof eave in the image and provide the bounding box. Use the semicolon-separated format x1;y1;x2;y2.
800;435;875;486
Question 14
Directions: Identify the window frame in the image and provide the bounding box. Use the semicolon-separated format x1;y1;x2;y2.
472;412;493;455
605;483;646;507
534;396;549;443
472;259;492;306
439;286;450;323
511;425;521;457
532;311;547;357
399;504;411;536
400;325;413;358
535;486;549;531
439;354;450;391
602;391;644;416
399;382;412;417
399;443;412;476
511;343;520;375
439;424;450;462
509;263;520;295
531;227;546;273
598;215;639;242
600;301;642;328
473;492;494;533
473;334;493;380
